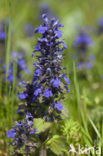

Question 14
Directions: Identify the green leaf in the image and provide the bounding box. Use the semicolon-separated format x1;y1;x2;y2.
33;118;51;133
46;135;67;155
88;116;101;139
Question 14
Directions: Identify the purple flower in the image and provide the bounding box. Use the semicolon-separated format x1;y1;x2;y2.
64;77;70;85
7;114;37;150
32;44;40;56
30;128;37;135
34;88;41;96
2;62;13;82
7;75;13;82
43;89;53;98
34;69;41;77
73;32;92;47
2;52;30;82
18;81;26;87
89;54;95;61
50;78;61;87
54;101;63;111
16;121;23;127
85;62;92;69
98;18;103;27
62;42;67;49
55;30;62;38
35;25;47;34
57;55;62;60
0;32;5;40
76;62;83;69
17;59;30;74
6;129;16;139
11;52;23;60
58;24;64;27
18;93;28;100
0;20;6;41
64;85;70;93
73;30;92;55
26;113;32;119
11;52;30;74
101;75;103;80
25;113;33;127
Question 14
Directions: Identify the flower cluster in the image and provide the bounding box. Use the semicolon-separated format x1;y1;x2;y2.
73;29;94;71
17;14;70;121
7;14;70;155
73;30;92;53
7;113;37;154
2;52;30;82
76;54;95;70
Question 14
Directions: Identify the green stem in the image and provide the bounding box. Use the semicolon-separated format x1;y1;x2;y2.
40;145;47;156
